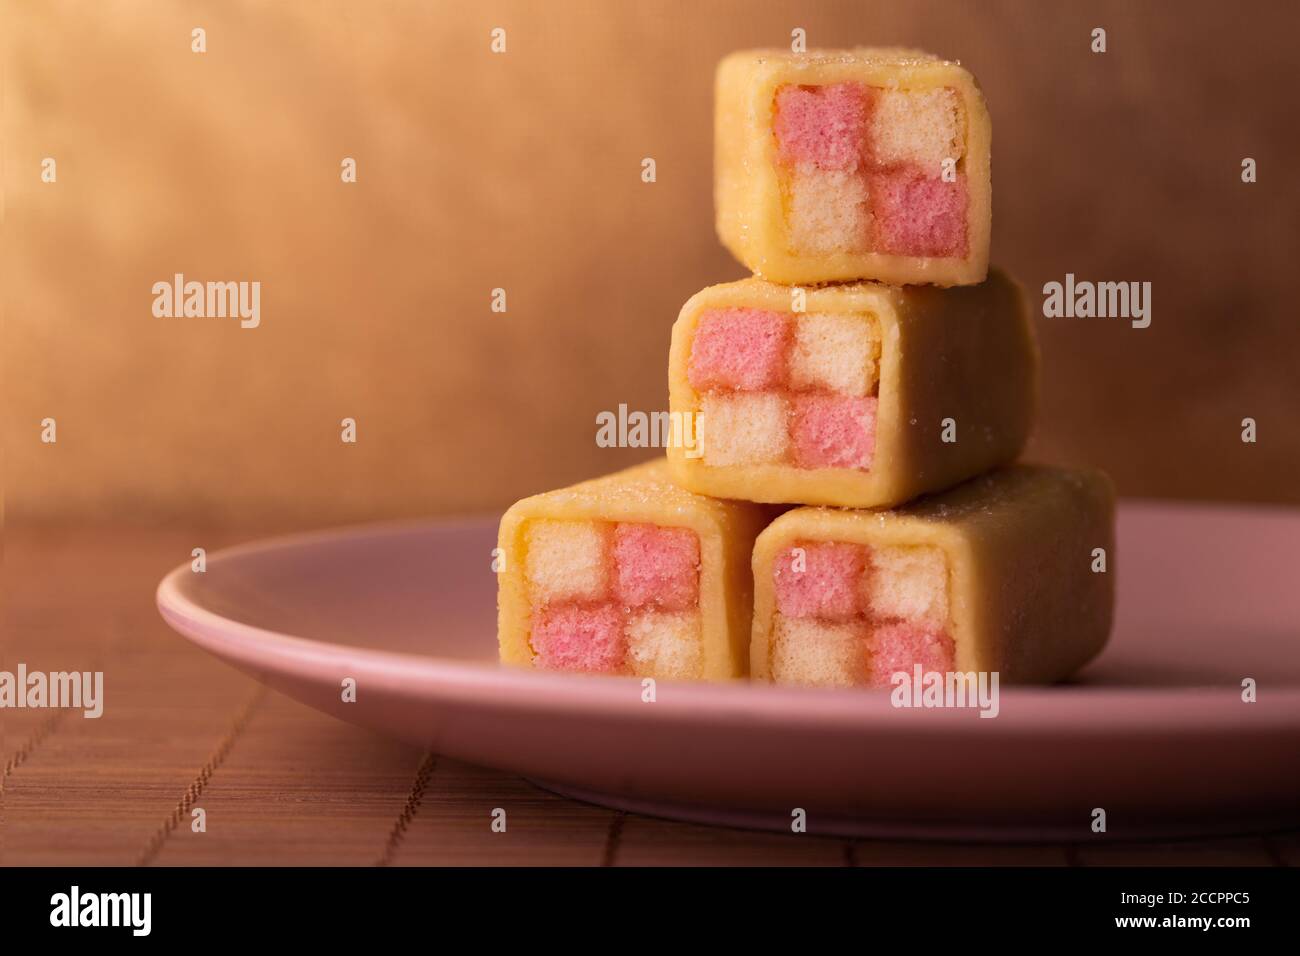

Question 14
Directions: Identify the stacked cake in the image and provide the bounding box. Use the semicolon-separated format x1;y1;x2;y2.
499;48;1115;688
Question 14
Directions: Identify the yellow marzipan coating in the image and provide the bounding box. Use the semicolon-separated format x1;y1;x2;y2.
497;459;777;680
715;47;992;286
667;270;1037;508
750;466;1116;683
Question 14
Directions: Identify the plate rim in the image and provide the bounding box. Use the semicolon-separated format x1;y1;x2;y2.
155;506;1300;738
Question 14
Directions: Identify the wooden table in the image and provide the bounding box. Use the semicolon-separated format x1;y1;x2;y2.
4;524;1296;867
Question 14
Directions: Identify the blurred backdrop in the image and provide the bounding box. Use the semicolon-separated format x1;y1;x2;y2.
7;0;1299;527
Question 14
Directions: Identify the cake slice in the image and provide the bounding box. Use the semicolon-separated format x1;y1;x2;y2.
751;466;1116;687
667;269;1036;508
497;460;774;680
715;47;991;286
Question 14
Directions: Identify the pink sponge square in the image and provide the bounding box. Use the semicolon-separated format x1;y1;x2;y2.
613;523;700;611
773;542;866;619
790;395;877;470
866;622;955;687
532;604;625;673
774;83;870;171
688;308;790;392
870;170;968;258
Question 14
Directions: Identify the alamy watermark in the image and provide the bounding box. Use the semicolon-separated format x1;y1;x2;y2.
152;273;260;329
0;664;103;718
50;886;150;936
890;666;999;718
1042;273;1150;329
595;403;702;458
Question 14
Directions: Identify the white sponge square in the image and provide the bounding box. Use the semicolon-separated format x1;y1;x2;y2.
869;88;963;172
700;393;789;467
770;615;866;687
866;545;949;627
626;609;703;680
787;166;871;255
525;519;609;603
789;312;878;397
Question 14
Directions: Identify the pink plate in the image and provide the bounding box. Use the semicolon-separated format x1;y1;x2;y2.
156;501;1300;841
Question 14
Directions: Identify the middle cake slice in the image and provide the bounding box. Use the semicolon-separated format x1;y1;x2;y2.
667;268;1036;508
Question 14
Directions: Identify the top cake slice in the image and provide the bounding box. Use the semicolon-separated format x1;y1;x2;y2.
716;47;991;287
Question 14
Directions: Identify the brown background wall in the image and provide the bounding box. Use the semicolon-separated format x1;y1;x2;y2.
7;0;1299;526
